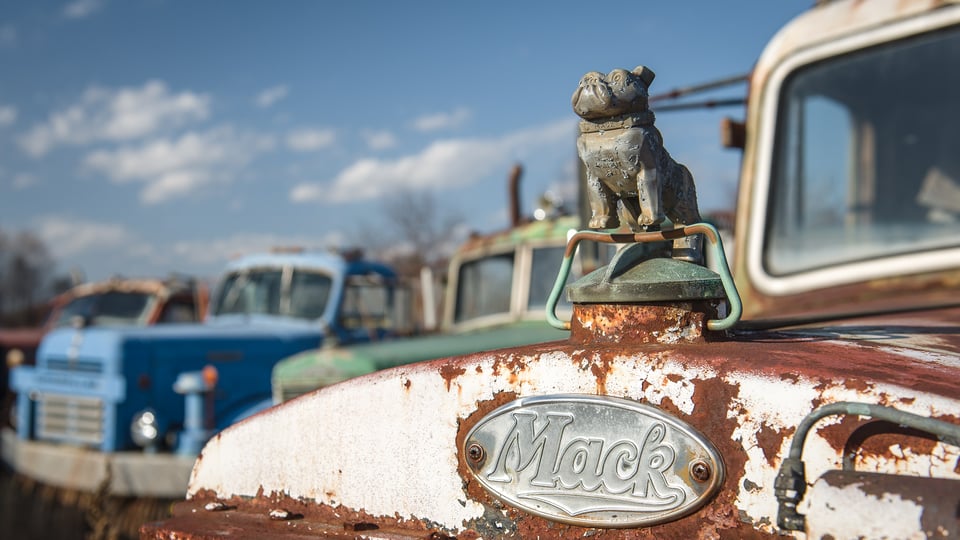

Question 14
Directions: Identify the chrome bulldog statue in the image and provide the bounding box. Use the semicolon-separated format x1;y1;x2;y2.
573;66;702;262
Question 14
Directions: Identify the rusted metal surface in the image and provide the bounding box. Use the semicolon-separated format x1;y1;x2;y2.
570;303;711;345
142;305;960;539
140;492;445;539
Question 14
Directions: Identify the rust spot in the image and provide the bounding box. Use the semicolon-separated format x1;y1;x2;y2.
488;348;540;377
583;351;616;395
779;372;799;384
570;302;710;346
755;425;787;468
404;378;412;390
438;361;466;392
842;377;871;392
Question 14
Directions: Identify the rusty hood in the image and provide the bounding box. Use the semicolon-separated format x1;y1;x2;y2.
147;305;960;538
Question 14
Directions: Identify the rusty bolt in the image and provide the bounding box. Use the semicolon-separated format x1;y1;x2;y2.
467;443;485;463
691;460;711;483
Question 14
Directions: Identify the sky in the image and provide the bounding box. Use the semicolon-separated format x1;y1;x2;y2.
0;0;814;284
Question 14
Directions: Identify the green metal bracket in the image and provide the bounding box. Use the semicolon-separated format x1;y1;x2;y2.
545;222;742;331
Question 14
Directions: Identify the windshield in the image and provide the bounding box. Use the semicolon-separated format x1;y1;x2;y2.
54;291;154;327
454;253;514;323
528;246;570;312
213;267;333;320
453;245;578;324
765;27;960;276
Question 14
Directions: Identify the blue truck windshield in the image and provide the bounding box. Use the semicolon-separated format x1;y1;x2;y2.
214;268;333;320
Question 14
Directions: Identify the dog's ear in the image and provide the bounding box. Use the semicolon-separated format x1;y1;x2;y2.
632;66;656;87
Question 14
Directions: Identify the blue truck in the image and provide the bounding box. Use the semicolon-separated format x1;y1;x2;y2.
2;249;405;502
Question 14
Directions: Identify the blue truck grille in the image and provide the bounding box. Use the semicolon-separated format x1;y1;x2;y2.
34;393;105;446
45;358;104;373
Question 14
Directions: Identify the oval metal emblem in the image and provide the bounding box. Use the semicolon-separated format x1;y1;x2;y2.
463;394;724;528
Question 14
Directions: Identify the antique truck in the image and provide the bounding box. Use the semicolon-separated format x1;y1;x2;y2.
271;166;608;404
2;249;407;535
143;1;960;538
1;276;209;428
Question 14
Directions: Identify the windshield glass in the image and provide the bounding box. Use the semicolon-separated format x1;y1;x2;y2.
288;269;333;319
454;252;514;323
528;246;570;312
765;27;960;275
214;267;332;320
54;291;154;327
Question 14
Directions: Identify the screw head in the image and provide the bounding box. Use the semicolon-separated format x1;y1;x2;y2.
691;460;711;483
467;443;485;463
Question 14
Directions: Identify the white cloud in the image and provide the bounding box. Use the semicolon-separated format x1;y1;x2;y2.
0;105;16;127
286;128;335;152
363;129;396;150
255;85;289;108
171;232;344;267
19;80;210;157
33;215;134;258
84;126;275;204
12;173;38;190
290;118;575;204
412;107;471;132
63;0;106;19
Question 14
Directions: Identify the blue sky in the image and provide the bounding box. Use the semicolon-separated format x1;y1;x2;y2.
0;0;812;282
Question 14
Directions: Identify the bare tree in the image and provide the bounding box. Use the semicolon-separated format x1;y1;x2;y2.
356;189;465;279
0;228;58;325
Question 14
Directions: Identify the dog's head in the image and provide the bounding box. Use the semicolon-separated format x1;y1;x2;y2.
571;66;655;120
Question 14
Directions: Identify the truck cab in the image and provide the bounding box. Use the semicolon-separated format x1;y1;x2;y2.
3;249;404;505
1;276;208;378
1;276;208;430
143;2;960;538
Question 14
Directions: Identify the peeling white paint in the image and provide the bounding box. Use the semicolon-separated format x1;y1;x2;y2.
803;477;926;540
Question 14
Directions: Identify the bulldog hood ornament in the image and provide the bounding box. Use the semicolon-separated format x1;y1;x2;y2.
572;66;703;263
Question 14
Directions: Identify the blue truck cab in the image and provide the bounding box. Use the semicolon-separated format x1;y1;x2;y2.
2;249;401;498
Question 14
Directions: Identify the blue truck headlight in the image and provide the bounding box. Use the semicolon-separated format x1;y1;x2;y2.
131;409;160;448
5;347;24;369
